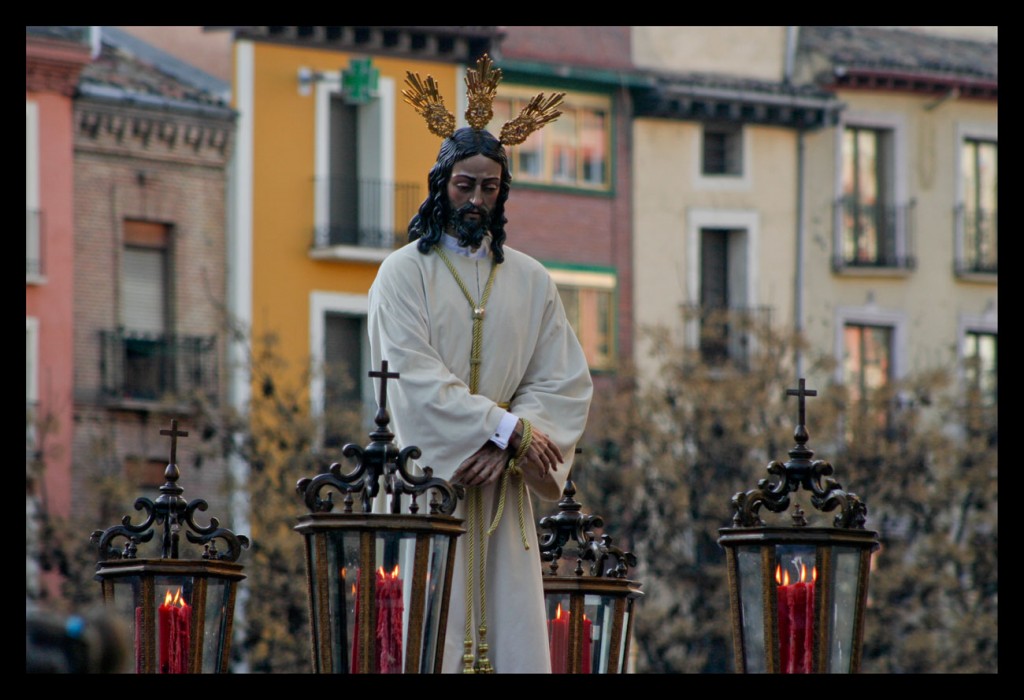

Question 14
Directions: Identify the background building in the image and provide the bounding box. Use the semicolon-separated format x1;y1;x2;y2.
70;27;236;532
795;26;997;433
26;26;93;599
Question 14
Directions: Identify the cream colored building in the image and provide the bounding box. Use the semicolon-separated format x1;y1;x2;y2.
631;27;997;425
794;27;996;417
631;27;839;375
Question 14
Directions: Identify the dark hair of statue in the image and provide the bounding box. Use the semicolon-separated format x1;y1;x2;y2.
408;127;512;263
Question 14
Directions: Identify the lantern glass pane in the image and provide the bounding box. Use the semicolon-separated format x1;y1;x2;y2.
773;545;817;674
581;594;604;674
827;546;862;673
412;531;454;673
737;547;766;673
311;530;361;673
200;577;234;673
104;577;145;673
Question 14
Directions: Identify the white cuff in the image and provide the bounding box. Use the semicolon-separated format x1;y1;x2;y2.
490;411;519;449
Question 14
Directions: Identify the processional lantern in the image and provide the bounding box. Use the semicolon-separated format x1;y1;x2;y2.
91;420;250;673
537;456;643;674
295;360;463;673
718;379;879;673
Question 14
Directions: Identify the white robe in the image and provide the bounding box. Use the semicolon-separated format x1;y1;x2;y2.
368;237;593;673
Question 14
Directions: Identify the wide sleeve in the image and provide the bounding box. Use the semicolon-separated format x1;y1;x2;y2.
367;252;509;481
509;273;594;501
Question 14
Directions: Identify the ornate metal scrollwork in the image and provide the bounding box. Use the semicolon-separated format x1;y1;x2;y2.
296;360;458;516
729;379;869;529
538;472;637;578
90;420;250;562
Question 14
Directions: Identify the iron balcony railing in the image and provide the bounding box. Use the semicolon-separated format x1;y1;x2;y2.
99;329;218;403
27;208;43;278
680;303;773;369
832;198;916;271
954;204;998;275
313;177;422;250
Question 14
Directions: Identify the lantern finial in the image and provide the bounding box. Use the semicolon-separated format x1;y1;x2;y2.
296;359;458;516
90;421;250;562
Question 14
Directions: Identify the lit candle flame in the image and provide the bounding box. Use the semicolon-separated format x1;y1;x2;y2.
775;565;791;586
776;563;817;585
555;603;564;620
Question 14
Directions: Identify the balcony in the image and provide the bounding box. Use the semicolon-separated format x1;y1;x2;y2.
832;198;916;272
99;329;219;404
311;177;421;259
27;208;44;281
954;204;998;277
680;303;773;370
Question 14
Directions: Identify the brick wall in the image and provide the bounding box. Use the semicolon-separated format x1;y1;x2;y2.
71;98;234;526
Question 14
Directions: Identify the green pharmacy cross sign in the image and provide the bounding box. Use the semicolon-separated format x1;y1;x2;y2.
342;57;379;104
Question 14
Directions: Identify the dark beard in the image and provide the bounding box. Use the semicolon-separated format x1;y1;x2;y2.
449;203;491;249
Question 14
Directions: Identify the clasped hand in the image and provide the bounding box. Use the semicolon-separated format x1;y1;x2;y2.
452;424;563;487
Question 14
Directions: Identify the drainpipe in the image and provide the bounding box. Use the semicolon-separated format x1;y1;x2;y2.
795;130;806;379
786;26;805;377
784;26;798;85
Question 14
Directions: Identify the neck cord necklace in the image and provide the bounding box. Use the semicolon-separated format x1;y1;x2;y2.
432;244;532;673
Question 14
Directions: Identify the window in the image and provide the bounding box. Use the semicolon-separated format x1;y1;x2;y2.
547;267;616;371
492;88;611;191
702;123;742;176
842;324;892;403
121;220;170;400
310;292;372;448
964;330;997;408
957;138;997;274
683;210;763;368
312;71;410;257
834;305;906;435
27;100;41;281
835;118;912;270
26;317;39;457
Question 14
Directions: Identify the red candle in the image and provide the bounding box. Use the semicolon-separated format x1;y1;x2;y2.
375;566;404;673
159;590;173;673
776;564;815;673
548;604;569;673
159;588;191;673
776;566;791;672
581;615;593;674
176;593;192;673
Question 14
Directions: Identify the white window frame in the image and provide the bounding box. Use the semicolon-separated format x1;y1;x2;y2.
27;316;39;453
27;100;43;284
26;316;39;405
833;304;907;386
833;111;909;270
312;74;395;262
694;122;752;191
684;208;759;351
953;121;997;277
957;306;998;391
309;291;372;444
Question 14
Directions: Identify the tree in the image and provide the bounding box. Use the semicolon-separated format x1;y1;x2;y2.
575;316;997;673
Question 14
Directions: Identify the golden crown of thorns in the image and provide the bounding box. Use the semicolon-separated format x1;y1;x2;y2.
402;54;565;145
